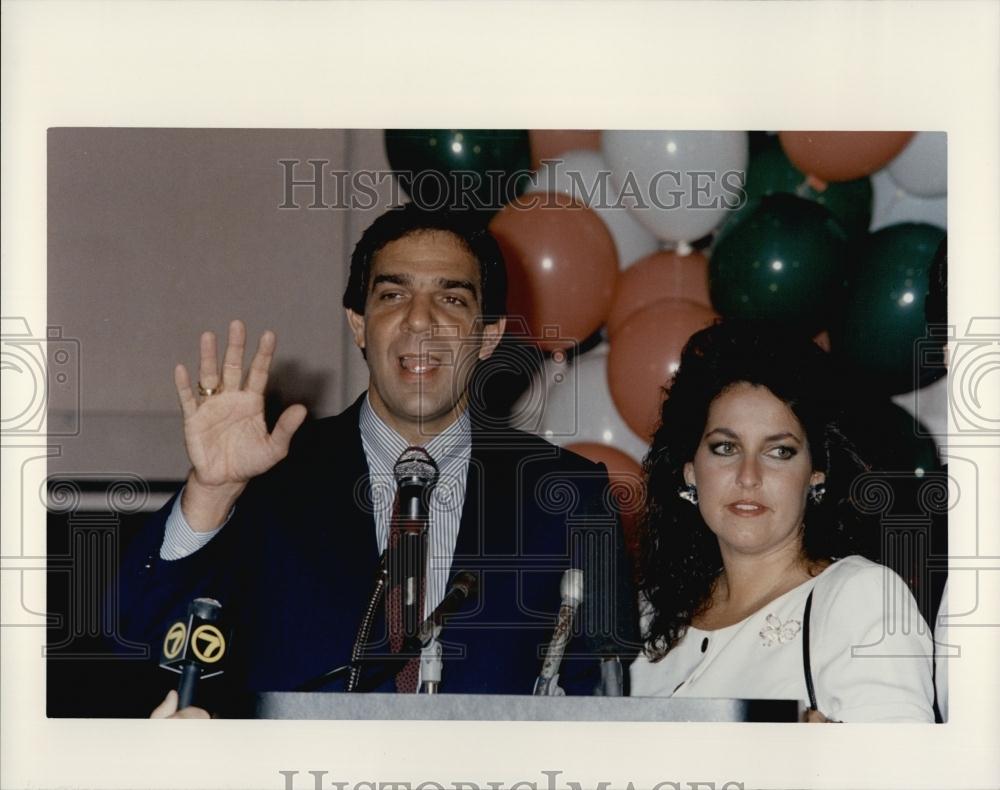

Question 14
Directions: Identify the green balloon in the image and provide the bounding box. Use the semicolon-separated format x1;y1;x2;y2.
833;223;947;394
384;129;531;214
709;193;849;330
841;399;941;476
745;135;873;239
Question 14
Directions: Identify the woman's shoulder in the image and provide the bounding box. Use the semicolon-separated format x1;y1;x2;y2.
812;555;912;610
817;554;881;580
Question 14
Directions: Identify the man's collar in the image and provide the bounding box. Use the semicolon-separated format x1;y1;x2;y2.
358;391;471;471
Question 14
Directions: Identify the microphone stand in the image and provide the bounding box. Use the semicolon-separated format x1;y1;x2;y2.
339;631;423;694
347;555;388;692
298;570;478;694
597;656;624;696
349;576;471;693
293;555;388;693
419;627;443;694
299;447;439;694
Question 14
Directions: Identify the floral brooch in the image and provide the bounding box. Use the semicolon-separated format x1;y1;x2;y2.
759;614;802;647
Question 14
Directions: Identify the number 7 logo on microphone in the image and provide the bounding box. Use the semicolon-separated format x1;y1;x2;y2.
191;624;227;663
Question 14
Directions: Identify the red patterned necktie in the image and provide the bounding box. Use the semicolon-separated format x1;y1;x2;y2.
386;485;428;693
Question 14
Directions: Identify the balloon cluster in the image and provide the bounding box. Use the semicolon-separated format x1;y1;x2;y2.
384;129;948;482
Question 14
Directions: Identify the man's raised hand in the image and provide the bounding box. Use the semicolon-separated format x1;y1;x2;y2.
174;320;307;532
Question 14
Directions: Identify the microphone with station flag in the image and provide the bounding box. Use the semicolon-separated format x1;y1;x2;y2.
159;597;227;709
392;447;438;639
533;568;584;696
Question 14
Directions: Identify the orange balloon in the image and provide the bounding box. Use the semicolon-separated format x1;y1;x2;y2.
607;250;711;337
529;129;602;171
608;298;718;438
490;193;618;352
565;441;646;582
778;131;914;184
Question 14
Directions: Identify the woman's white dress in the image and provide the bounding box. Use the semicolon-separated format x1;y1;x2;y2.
629;555;935;722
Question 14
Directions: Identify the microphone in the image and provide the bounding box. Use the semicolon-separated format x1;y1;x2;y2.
394;446;438;520
159;597;227;709
417;570;478;695
335;571;478;694
417;570;478;647
533;569;584;697
305;450;439;695
392;447;438;639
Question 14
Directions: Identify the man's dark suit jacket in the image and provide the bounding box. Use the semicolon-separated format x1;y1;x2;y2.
117;395;638;706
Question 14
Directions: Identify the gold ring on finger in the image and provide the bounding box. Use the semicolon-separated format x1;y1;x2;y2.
197;382;220;397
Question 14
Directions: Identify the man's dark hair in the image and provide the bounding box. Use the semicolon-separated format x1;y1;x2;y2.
342;204;507;323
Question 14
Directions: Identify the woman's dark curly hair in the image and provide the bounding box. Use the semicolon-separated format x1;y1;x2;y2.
638;319;871;659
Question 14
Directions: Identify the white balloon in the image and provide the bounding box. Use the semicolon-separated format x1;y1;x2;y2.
519;344;650;463
509;350;572;434
601;130;749;244
870;169;947;231
891;375;949;455
887;131;947;197
528;149;660;269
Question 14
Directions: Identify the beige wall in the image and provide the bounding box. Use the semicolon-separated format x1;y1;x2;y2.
47;129;394;480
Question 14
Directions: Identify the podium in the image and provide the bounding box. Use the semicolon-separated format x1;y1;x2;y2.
255;693;802;721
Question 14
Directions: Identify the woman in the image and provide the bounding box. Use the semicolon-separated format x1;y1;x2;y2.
630;320;934;722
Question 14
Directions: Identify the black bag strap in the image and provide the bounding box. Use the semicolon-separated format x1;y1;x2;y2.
802;589;818;710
